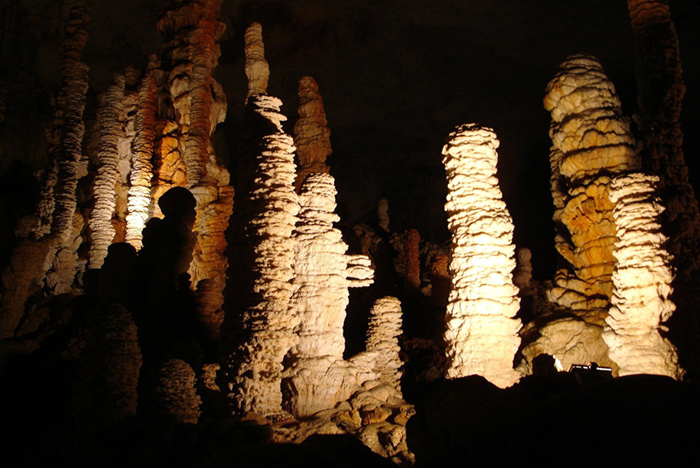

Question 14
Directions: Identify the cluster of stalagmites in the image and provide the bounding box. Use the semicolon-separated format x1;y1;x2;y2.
442;124;522;389
604;173;683;378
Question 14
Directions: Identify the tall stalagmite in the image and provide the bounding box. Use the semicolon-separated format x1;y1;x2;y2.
285;173;374;417
294;76;331;191
365;296;403;391
225;94;300;420
543;54;640;315
88;75;126;268
244;22;269;100
627;0;700;276
604;173;683;378
442;124;521;388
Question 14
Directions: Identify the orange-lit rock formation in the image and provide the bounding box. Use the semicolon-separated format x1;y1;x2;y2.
225;94;299;420
88;75;126;268
244;22;269;100
285;173;374;417
442;124;521;388
604;173;683;378
628;0;700;276
153;358;202;424
294;76;331;190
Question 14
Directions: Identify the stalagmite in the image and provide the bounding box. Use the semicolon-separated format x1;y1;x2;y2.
294;76;331;190
153;359;202;424
225;94;300;420
513;247;533;295
627;0;700;276
125;64;157;250
285;173;374;417
442;124;521;388
88;75;126;268
604;173;683;378
244;22;269;100
365;297;403;391
543;54;641;314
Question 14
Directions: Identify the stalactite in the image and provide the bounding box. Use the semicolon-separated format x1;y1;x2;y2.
284;173;374;417
627;0;700;276
153;358;202;424
125;64;157;250
88;75;126;268
604;173;683;378
244;22;269;100
365;296;403;391
442;124;521;388
294;76;331;190
543;54;641;315
224;94;299;420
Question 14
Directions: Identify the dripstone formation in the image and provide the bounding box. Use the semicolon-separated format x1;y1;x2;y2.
441;124;522;389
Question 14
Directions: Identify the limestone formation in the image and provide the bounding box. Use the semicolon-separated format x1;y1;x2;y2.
365;297;403;390
604;173;683;378
225;94;300;420
244;23;269;100
88;75;126;268
442;124;521;388
125;64;157;250
513;247;533;295
544;54;641;316
74;304;142;432
285;173;374;417
294;76;331;190
628;0;700;276
153;358;202;424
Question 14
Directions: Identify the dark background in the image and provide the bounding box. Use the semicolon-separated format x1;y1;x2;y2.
1;0;699;279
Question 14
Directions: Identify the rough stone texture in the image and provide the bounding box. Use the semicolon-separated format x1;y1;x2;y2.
88;75;125;268
513;247;533;295
544;54;641;317
153;358;202;424
442;124;521;388
125;63;157;251
244;22;269;100
74;304;142;432
294;76;331;191
365;297;403;391
225;94;300;420
628;0;700;277
604;173;683;378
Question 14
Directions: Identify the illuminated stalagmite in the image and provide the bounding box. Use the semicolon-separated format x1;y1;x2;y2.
442;124;521;388
225;94;300;420
157;0;234;338
285;173;374;417
627;0;700;276
294;76;331;190
244;22;270;100
365;296;403;390
88;75;125;268
604;174;683;378
153;359;202;424
544;54;640;314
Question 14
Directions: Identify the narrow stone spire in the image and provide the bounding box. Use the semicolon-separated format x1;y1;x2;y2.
244;22;269;100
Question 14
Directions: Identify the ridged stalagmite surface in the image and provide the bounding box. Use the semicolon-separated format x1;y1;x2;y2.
285;173;374;417
544;54;641;315
153;359;202;424
442;124;521;388
627;0;700;276
604;173;683;378
226;94;300;420
294;77;331;190
88;75;125;268
244;23;269;100
125;65;157;250
366;296;403;390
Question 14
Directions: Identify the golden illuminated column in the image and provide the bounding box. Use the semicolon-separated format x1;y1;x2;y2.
604;173;683;378
88;75;126;268
294;76;331;191
125;64;157;250
365;296;403;390
244;22;270;100
285;173;374;417
544;54;641;316
225;94;299;420
442;124;521;388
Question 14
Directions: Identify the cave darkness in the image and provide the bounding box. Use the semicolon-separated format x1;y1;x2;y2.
2;1;700;467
